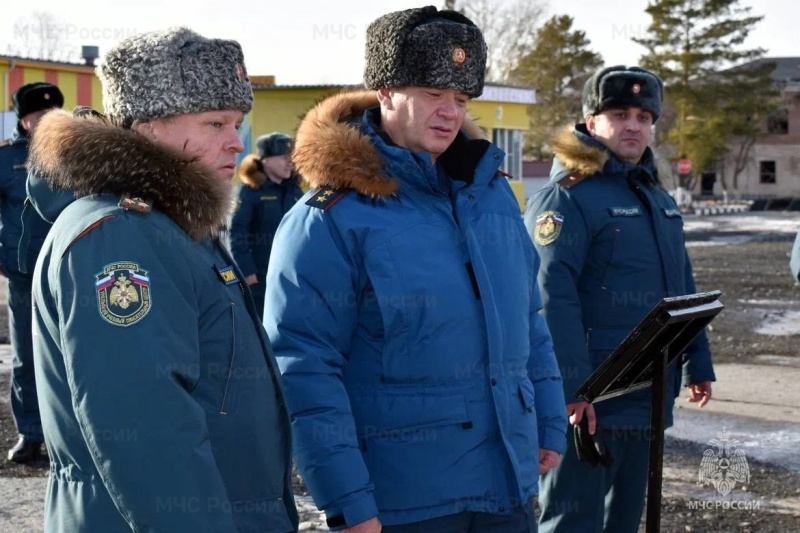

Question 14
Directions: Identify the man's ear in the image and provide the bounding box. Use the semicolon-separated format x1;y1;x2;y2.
133;120;156;139
585;114;596;136
376;88;394;110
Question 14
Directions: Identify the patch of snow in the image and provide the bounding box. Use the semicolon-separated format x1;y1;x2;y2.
739;299;799;307
755;311;800;336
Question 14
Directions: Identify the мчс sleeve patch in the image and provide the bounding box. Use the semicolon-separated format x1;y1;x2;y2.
534;211;564;245
95;262;152;327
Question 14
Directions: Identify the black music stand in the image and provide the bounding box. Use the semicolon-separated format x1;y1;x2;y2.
574;291;724;533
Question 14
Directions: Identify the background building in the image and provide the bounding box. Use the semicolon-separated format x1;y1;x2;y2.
2;53;536;209
714;57;800;200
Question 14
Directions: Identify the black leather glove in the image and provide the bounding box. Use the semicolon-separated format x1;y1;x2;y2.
574;415;614;468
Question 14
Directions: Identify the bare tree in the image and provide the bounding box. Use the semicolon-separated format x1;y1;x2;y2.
449;0;548;82
9;11;69;61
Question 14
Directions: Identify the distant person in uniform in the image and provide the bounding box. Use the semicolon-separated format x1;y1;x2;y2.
26;28;298;531
229;132;303;317
0;82;63;464
525;65;716;532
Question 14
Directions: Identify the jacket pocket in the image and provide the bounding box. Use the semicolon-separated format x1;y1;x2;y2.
518;377;536;413
354;391;471;437
351;391;476;511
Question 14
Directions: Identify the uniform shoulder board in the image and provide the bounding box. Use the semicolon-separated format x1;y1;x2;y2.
0;139;10;148
306;186;347;211
118;195;152;214
557;173;589;189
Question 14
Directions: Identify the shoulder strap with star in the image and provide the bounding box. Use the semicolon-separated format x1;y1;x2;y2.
306;186;348;211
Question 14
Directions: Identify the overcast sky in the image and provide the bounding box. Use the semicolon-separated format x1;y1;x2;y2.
2;0;795;85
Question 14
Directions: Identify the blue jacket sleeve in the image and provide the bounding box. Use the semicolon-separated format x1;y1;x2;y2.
526;243;567;454
263;208;378;528
52;216;238;531
680;249;716;385
524;187;593;403
229;186;257;277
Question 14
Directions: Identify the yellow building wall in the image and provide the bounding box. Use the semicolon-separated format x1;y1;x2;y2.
92;76;104;110
250;87;343;139
57;71;79;110
468;100;530;132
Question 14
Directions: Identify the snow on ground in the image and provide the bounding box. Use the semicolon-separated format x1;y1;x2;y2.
755;311;800;336
683;212;800;235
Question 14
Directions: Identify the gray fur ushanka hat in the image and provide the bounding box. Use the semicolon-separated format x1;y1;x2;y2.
582;65;664;122
98;27;253;125
364;6;487;98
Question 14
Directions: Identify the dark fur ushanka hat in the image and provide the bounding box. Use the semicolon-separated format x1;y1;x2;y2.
582;65;664;122
13;83;64;119
98;27;253;125
364;6;487;98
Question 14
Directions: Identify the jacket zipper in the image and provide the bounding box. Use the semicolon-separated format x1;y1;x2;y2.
220;302;237;414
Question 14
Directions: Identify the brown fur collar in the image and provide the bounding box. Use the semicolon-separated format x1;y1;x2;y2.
551;125;609;178
238;154;267;189
28;110;232;240
293;89;486;198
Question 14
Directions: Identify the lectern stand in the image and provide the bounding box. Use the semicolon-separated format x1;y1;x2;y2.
574;291;724;532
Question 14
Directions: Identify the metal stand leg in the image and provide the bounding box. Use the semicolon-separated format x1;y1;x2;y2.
646;344;669;532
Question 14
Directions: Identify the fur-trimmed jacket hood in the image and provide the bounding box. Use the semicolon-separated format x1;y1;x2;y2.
292;90;488;198
27;109;232;240
549;124;657;184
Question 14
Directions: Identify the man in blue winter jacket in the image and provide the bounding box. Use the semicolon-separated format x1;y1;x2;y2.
524;66;716;532
0;82;63;463
263;6;567;533
229;132;303;317
26;28;297;532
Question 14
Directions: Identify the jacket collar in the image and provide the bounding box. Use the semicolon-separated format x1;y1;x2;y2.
27;109;232;240
9;127;27;146
550;124;658;184
292;90;497;198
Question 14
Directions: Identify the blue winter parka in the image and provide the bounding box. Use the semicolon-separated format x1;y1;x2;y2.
524;125;715;429
27;110;298;533
228;157;304;280
263;91;567;529
0;127;52;275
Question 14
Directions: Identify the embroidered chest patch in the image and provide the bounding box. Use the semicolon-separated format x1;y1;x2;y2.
215;264;240;285
534;211;564;246
609;206;642;217
95;262;152;327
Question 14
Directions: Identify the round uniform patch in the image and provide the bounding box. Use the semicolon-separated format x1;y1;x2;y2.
95;262;152;327
534;211;564;246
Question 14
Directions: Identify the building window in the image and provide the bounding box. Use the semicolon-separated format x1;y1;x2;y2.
767;108;789;134
491;128;523;180
759;161;776;184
